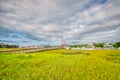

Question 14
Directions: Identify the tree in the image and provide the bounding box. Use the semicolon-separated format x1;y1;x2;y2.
93;43;105;48
73;45;77;48
113;41;120;48
0;43;19;48
0;43;3;48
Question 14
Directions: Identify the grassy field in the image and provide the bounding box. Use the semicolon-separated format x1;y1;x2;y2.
0;48;34;51
0;49;120;80
0;48;20;51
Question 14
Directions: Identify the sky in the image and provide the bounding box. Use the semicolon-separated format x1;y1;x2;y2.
0;0;120;46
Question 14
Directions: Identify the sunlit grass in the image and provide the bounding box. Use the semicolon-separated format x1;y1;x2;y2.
0;49;120;80
0;48;19;50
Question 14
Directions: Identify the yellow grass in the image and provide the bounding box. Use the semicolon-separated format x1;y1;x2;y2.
0;49;120;80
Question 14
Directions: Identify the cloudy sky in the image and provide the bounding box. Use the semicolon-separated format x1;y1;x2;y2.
0;0;120;46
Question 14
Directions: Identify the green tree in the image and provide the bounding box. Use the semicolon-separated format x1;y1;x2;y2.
113;41;120;48
93;43;104;48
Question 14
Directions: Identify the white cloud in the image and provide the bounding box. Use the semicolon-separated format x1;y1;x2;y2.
0;0;120;45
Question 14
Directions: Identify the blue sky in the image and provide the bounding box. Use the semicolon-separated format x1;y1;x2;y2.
0;0;120;46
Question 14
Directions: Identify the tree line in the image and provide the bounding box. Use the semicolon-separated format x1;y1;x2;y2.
68;41;120;48
0;43;19;48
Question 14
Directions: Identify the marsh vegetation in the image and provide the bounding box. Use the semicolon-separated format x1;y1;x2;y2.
0;49;120;80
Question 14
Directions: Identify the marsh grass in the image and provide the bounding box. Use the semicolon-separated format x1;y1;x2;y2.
106;51;120;63
0;49;120;80
63;51;90;55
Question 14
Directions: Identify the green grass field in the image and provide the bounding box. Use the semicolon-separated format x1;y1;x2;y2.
0;48;20;51
0;49;120;80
